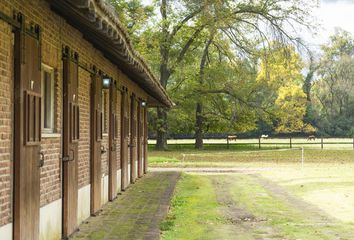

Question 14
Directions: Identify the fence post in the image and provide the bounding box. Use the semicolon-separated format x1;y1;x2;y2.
290;137;292;149
321;137;323;149
301;147;304;169
258;137;261;149
227;137;229;149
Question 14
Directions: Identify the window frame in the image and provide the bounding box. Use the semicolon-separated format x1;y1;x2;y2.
41;64;55;134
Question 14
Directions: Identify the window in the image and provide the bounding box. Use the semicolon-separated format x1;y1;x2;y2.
41;64;55;133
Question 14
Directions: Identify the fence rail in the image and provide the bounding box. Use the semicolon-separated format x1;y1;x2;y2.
148;137;354;150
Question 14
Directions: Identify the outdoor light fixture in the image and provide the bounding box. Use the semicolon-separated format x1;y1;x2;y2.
141;101;147;107
102;76;111;89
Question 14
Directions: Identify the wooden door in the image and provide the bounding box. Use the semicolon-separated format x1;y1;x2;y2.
62;47;80;238
108;80;118;200
90;73;102;214
137;103;144;178
130;96;137;183
13;22;43;240
120;89;129;190
143;107;148;174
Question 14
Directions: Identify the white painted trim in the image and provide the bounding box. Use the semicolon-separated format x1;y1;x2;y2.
41;64;55;132
39;199;62;240
101;175;109;204
128;164;131;184
0;223;12;240
135;160;138;176
77;184;91;225
116;169;122;193
142;157;144;173
41;133;61;138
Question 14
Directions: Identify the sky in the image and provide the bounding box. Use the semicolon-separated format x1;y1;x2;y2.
141;0;354;49
310;0;354;46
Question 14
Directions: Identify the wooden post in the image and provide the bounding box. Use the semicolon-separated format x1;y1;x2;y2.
290;137;292;149
321;137;324;149
258;137;261;149
227;137;229;149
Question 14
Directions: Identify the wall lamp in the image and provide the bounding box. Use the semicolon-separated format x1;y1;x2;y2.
102;76;111;89
141;101;147;108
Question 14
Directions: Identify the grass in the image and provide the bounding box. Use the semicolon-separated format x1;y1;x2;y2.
149;147;354;168
160;174;225;240
161;173;354;240
155;145;354;239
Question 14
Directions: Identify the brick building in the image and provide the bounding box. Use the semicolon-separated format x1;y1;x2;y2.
0;0;172;239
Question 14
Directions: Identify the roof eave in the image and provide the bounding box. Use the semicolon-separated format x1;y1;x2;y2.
49;0;173;108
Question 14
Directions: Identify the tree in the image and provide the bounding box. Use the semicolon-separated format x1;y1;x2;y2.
257;43;315;133
312;29;354;136
111;0;317;149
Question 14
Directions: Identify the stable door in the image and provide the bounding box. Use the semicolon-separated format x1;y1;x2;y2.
62;47;80;238
13;23;43;240
108;80;118;200
90;73;102;214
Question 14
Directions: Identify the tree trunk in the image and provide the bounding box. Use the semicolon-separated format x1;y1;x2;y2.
156;107;168;150
155;0;202;150
155;0;170;150
195;102;203;149
194;35;213;149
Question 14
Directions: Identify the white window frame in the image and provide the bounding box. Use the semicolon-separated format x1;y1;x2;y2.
41;64;55;134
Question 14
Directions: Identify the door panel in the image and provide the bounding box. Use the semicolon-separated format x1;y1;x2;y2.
108;80;118;200
121;89;129;190
130;96;137;183
144;108;148;174
62;47;79;238
137;103;144;178
13;22;42;240
90;73;102;214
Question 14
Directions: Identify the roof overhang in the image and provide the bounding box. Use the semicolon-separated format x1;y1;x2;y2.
49;0;173;108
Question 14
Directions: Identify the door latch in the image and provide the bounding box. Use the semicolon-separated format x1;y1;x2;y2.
38;151;45;168
62;149;75;162
101;146;107;154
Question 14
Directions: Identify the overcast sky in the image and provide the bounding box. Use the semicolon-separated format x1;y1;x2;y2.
310;0;354;46
141;0;354;49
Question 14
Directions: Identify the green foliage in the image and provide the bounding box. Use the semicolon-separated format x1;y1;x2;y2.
311;29;354;136
110;0;320;140
257;43;315;133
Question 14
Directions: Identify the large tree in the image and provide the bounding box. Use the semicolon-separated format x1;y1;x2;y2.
312;29;354;136
111;0;317;149
257;43;315;133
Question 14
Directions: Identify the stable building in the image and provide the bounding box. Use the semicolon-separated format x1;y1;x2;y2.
0;0;172;239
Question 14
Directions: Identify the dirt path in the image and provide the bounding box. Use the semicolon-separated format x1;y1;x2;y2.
251;174;354;240
70;171;180;240
211;177;287;240
155;167;354;240
150;167;274;174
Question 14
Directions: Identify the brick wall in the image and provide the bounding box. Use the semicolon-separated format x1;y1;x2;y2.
78;69;91;188
0;20;13;227
0;0;150;227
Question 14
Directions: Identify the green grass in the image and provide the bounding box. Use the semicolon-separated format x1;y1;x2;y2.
228;175;354;239
160;174;226;240
161;173;354;240
149;148;354;167
156;147;354;239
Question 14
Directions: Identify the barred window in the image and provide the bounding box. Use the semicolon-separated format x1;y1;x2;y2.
41;64;55;133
